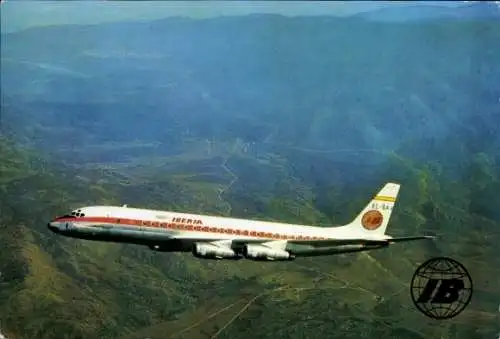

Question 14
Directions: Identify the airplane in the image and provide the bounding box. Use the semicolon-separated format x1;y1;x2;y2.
47;182;434;261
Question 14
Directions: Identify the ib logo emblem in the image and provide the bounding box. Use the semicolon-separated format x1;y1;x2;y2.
410;257;473;320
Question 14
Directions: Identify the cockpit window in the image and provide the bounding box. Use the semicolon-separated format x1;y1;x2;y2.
71;209;85;217
69;210;85;218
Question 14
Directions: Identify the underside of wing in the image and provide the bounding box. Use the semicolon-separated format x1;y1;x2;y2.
287;235;435;247
286;238;388;247
169;235;435;247
154;234;435;259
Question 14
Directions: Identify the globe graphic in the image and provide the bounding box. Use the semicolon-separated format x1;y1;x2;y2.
410;257;473;320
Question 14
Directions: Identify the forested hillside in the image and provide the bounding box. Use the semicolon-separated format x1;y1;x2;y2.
1;12;499;339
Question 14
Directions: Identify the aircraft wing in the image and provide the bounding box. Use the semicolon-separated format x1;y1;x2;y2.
198;235;435;248
384;235;436;243
286;235;435;248
168;235;435;248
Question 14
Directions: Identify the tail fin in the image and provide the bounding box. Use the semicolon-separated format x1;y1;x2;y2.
346;182;400;235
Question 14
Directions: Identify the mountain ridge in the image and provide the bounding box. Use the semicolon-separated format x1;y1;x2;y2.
351;2;500;22
3;2;500;35
3;17;498;166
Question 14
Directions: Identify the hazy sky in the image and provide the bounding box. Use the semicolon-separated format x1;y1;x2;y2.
1;1;469;33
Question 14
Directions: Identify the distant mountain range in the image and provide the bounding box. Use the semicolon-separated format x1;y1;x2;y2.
2;13;499;169
353;1;500;22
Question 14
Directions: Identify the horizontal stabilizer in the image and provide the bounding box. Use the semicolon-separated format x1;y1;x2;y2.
385;235;437;243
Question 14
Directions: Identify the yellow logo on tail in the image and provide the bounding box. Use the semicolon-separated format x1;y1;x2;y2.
361;210;384;230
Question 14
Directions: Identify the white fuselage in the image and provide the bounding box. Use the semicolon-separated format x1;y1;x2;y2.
49;205;343;242
47;205;389;260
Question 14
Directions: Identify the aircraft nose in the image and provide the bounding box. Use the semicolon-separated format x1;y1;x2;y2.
47;222;59;232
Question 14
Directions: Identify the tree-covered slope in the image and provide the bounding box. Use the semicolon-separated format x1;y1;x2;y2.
0;135;499;339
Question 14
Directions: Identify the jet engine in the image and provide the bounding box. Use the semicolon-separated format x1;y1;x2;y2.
243;244;294;261
192;243;240;260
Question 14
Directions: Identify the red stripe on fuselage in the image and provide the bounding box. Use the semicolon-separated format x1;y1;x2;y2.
53;216;328;241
